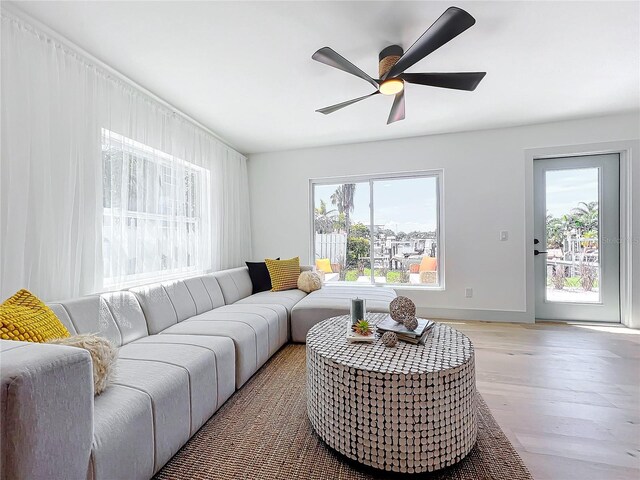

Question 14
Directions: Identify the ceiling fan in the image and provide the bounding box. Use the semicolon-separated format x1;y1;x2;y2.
312;6;486;124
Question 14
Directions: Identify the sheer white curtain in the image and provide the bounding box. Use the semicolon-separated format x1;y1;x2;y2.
212;147;253;270
0;9;251;301
0;12;103;300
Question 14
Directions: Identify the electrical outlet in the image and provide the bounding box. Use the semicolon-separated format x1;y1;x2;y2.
465;288;473;298
500;230;509;241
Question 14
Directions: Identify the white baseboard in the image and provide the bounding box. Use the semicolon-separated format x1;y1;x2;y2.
416;307;534;323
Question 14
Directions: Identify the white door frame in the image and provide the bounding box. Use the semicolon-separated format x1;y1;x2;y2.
524;140;638;328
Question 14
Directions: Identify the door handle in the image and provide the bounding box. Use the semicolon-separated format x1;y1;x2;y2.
534;250;547;256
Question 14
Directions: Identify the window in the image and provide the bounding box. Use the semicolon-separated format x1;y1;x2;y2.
311;172;443;287
102;129;210;287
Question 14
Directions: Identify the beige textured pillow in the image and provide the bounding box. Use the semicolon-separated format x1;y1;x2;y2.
297;271;322;293
48;333;118;395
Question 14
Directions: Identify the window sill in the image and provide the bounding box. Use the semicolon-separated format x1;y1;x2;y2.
102;269;208;291
322;282;444;292
392;284;445;292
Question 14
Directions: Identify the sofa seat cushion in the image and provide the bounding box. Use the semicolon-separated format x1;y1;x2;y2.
290;286;397;342
185;311;272;366
111;358;191;473
133;335;235;409
160;319;265;388
91;385;154;480
119;340;231;434
234;289;307;314
211;304;288;354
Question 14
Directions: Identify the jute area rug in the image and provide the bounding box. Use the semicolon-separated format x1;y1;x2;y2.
155;345;532;480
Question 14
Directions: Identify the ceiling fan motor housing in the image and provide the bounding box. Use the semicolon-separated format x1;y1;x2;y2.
378;45;404;78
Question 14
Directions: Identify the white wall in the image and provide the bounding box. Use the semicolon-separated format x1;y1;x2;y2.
630;135;640;328
248;113;640;323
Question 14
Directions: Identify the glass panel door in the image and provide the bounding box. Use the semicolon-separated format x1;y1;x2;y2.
534;154;620;322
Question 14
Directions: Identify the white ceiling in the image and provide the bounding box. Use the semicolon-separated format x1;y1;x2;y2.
11;1;640;154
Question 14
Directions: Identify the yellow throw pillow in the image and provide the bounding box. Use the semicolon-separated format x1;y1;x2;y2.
315;258;333;274
265;257;301;292
0;289;70;342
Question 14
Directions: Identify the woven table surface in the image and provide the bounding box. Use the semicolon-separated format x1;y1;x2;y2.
306;313;474;375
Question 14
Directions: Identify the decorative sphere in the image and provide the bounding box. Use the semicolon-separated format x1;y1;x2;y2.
297;271;322;293
389;296;416;323
403;316;419;331
381;331;398;347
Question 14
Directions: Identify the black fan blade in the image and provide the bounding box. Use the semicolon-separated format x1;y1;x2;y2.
384;7;476;80
387;90;405;124
401;72;486;91
312;47;379;89
316;91;379;115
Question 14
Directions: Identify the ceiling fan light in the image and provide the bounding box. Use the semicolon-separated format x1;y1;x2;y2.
379;79;404;95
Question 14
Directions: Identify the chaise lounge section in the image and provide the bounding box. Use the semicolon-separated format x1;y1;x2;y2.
0;265;395;480
291;285;397;342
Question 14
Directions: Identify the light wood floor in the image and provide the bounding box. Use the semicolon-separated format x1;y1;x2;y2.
439;320;640;480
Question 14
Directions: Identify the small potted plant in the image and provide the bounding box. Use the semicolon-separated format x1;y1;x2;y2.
352;319;373;336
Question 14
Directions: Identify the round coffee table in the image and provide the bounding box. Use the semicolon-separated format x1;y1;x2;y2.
306;313;477;474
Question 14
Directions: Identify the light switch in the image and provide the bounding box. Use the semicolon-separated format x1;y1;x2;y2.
465;288;473;298
500;230;509;241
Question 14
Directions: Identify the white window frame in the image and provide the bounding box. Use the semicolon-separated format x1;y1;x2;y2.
309;170;445;290
102;129;209;289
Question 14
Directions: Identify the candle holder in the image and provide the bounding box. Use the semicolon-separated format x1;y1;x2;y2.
350;298;366;325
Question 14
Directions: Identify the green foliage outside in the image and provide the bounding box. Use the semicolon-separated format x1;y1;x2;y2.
546;276;599;288
349;222;370;239
346;222;370;268
346;236;370;269
344;268;404;283
546;201;598;250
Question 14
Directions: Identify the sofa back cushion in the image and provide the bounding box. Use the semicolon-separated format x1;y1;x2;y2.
49;292;148;347
129;284;178;335
183;278;213;314
211;267;253;305
51;296;122;347
100;292;148;345
131;276;226;334
162;280;197;322
47;304;77;335
200;275;226;308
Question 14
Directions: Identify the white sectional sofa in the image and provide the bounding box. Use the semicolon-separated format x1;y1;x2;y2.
0;266;396;480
